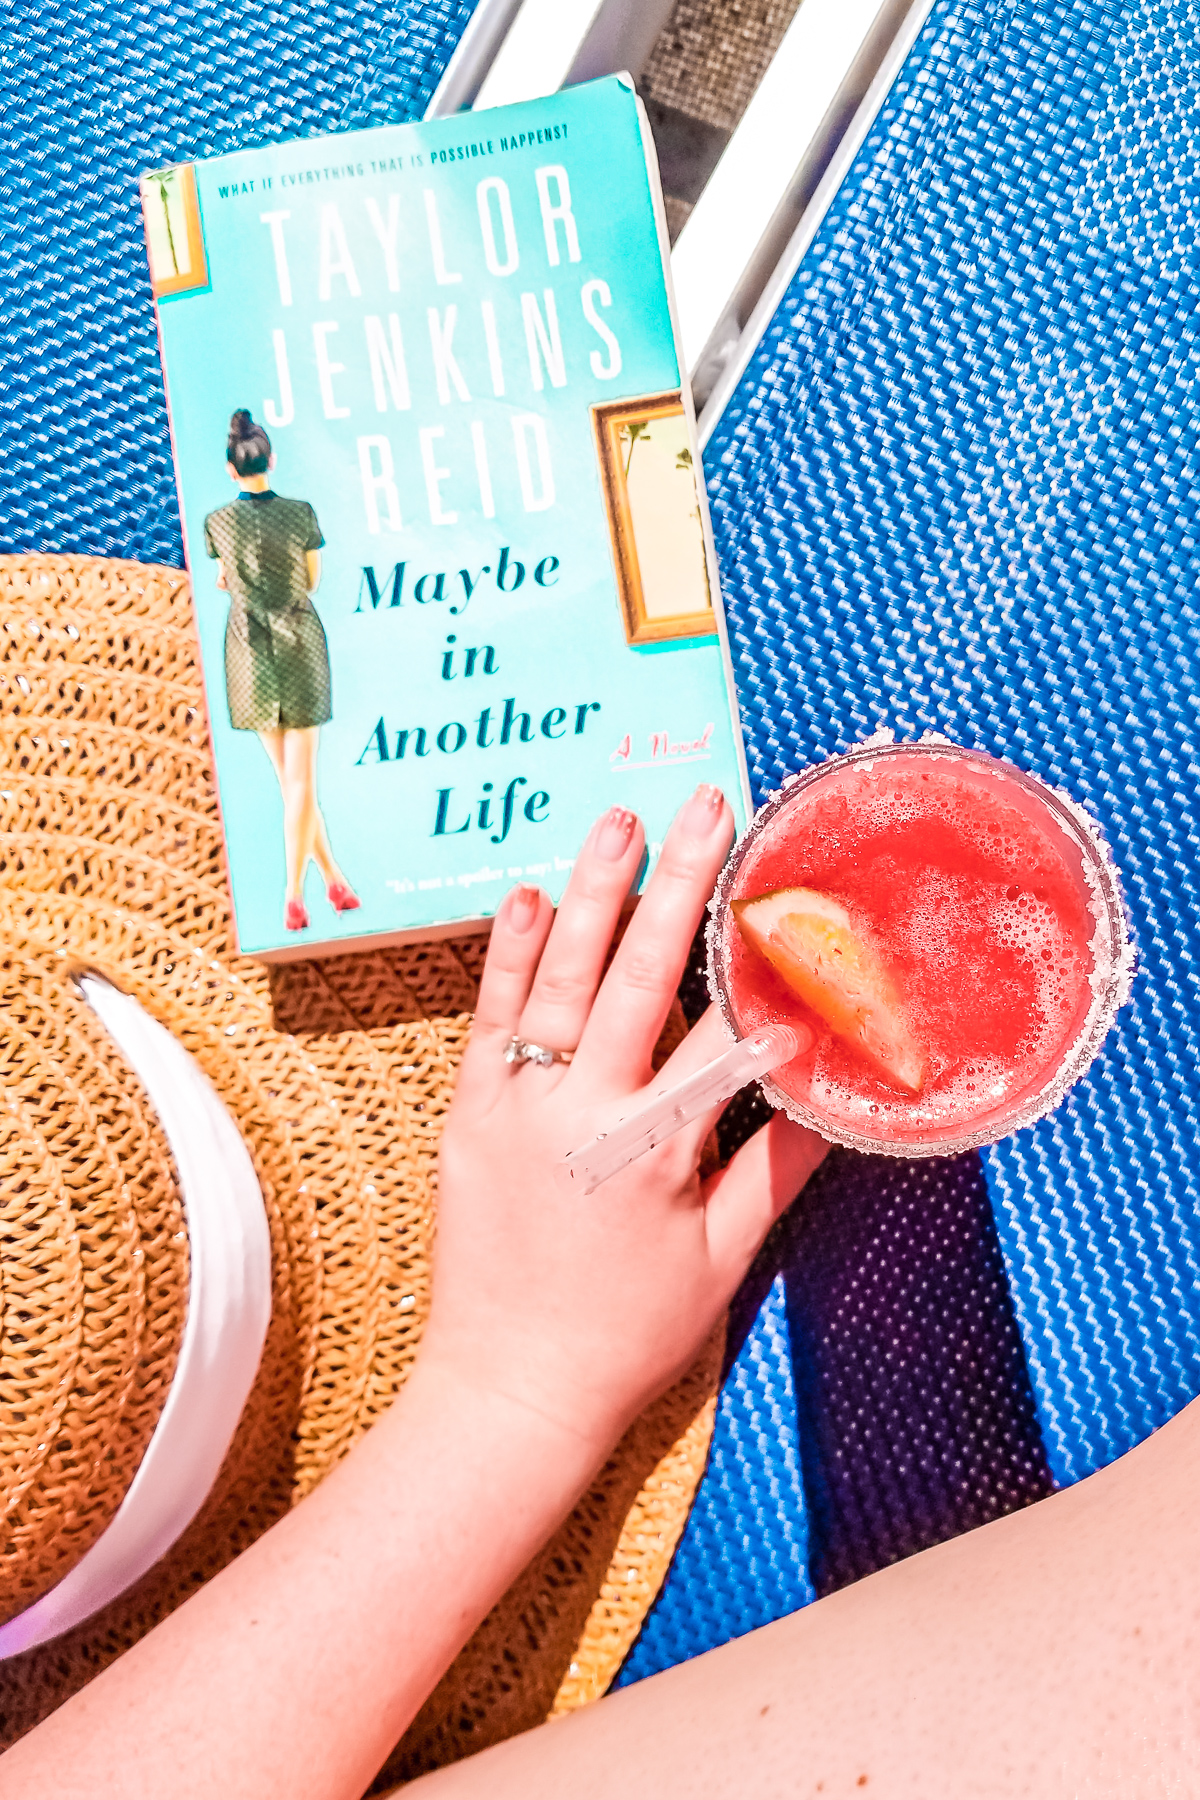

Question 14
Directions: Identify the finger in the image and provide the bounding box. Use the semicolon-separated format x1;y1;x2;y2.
455;883;553;1108
657;1006;813;1109
624;1008;738;1172
652;1005;731;1087
623;1007;794;1184
702;1113;828;1284
579;785;733;1084
516;805;644;1055
554;1010;734;1196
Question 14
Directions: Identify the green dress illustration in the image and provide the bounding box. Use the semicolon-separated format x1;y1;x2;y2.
202;492;331;731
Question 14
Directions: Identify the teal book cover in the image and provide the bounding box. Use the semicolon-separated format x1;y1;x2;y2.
143;76;751;959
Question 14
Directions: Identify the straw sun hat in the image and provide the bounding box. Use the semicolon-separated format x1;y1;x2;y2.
0;553;722;1788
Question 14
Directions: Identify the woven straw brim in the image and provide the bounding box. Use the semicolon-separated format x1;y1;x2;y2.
0;947;188;1625
0;555;720;1787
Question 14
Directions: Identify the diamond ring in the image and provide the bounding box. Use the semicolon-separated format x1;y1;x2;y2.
503;1035;575;1068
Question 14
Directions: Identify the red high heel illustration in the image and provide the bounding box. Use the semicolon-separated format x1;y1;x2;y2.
326;881;360;913
284;897;310;931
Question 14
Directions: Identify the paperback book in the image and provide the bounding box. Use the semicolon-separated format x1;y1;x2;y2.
142;75;750;958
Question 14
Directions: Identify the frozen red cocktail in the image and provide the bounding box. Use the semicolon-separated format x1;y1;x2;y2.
708;738;1131;1154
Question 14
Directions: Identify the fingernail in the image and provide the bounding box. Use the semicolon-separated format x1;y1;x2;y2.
679;784;727;838
593;806;638;861
507;883;540;933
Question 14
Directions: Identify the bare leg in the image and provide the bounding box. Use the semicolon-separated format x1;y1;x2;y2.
403;1399;1200;1799
280;727;351;894
256;728;305;903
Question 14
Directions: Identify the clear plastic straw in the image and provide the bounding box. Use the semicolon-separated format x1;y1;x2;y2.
559;1022;808;1197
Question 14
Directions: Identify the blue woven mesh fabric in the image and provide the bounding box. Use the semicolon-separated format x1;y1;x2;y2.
621;0;1200;1681
778;1151;1053;1594
11;0;1200;1699
619;1141;1052;1679
703;0;1200;1500
616;1275;815;1686
0;0;477;565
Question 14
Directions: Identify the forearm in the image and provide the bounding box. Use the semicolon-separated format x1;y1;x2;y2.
0;1362;605;1800
0;792;822;1797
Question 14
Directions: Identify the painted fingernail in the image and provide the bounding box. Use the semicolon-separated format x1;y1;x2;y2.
680;784;727;838
507;883;540;933
593;806;638;861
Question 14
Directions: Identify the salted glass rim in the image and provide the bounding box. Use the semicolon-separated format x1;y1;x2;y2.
706;738;1132;1158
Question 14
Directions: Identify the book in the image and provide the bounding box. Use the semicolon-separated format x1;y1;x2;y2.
142;75;751;959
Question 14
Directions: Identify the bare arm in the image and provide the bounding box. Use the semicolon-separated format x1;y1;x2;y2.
0;789;824;1800
0;1369;605;1800
307;548;321;592
408;1398;1200;1800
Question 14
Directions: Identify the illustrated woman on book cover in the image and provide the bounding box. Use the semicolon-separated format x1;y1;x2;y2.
203;410;359;932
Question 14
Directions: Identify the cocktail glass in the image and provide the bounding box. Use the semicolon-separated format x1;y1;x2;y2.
707;737;1131;1157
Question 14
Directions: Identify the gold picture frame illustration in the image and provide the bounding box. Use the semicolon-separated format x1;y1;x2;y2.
591;391;717;646
140;164;210;301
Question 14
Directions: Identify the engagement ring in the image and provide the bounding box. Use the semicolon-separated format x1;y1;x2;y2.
503;1036;575;1068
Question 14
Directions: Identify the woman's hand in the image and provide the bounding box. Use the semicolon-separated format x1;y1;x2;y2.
428;785;828;1461
0;787;827;1800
